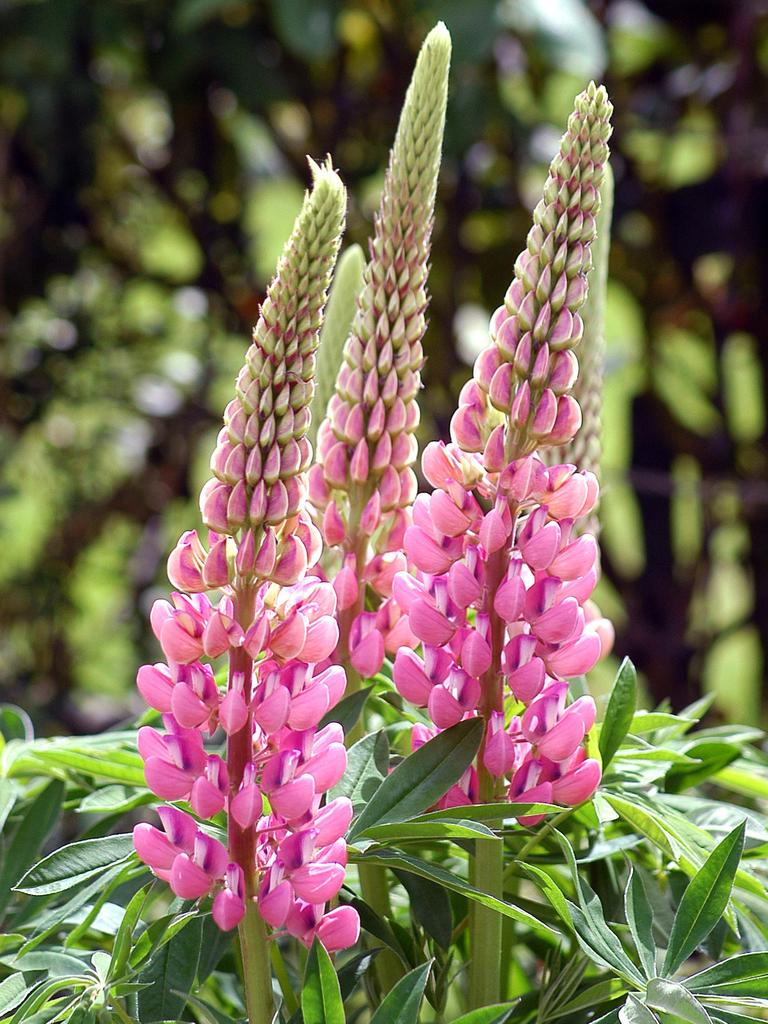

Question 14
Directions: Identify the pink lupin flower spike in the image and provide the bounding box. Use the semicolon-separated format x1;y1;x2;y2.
393;83;613;822
133;158;360;985
309;24;451;691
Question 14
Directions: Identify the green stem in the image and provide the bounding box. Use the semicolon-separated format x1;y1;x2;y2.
270;941;299;1016
111;999;135;1024
358;862;403;994
468;785;503;1008
229;584;274;1024
239;899;274;1024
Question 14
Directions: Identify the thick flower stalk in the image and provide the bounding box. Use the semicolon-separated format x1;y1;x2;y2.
391;83;613;1007
308;23;451;686
132;160;357;1024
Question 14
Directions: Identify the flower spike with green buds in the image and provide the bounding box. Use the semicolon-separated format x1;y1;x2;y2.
391;85;613;1009
134;161;356;1024
309;22;451;685
453;82;613;464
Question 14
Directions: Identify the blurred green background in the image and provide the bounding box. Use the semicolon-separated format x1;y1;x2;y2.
2;0;767;732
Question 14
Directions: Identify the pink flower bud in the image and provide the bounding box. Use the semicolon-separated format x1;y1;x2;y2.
170;854;214;900
272;536;308;587
270;611;308;661
479;508;509;555
551;757;601;804
230;782;264;830
493;576;525;623
544;632;601;677
133;823;176;875
253;528;277;577
531;389;558;439
136;664;174;713
510;379;531;429
393;648;432;706
315;905;361;952
361;491;381;535
547;395;582;445
408;598;455;646
212;864;246;931
167;531;207;592
451;406;484;453
299;616;339;663
219;688;248;735
448;560;482;609
483;424;506;473
461;629;492;678
349;612;385;678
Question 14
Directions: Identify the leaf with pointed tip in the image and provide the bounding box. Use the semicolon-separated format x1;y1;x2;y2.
448;1004;518;1024
0;779;64;919
619;995;660;1024
599;657;637;768
625;866;656;980
684;952;768;998
330;731;388;814
0;973;28;1016
663;821;746;976
302;939;344;1024
15;835;135;896
646;979;713;1024
349;718;483;841
369;961;432;1024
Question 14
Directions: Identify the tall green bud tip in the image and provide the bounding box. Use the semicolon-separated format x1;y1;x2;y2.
389;20;451;211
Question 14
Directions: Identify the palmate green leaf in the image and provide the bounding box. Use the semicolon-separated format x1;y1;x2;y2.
330;731;388;815
0;973;28;1016
136;914;203;1023
625;866;656;980
129;910;199;970
599;657;637;768
16;835;135;896
369;960;432;1024
684;952;768;998
662;820;746;976
0;779;64;919
349;718;484;841
355;847;557;938
449;1004;518;1024
646;979;713;1024
619;995;660;1024
302;939;344;1024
